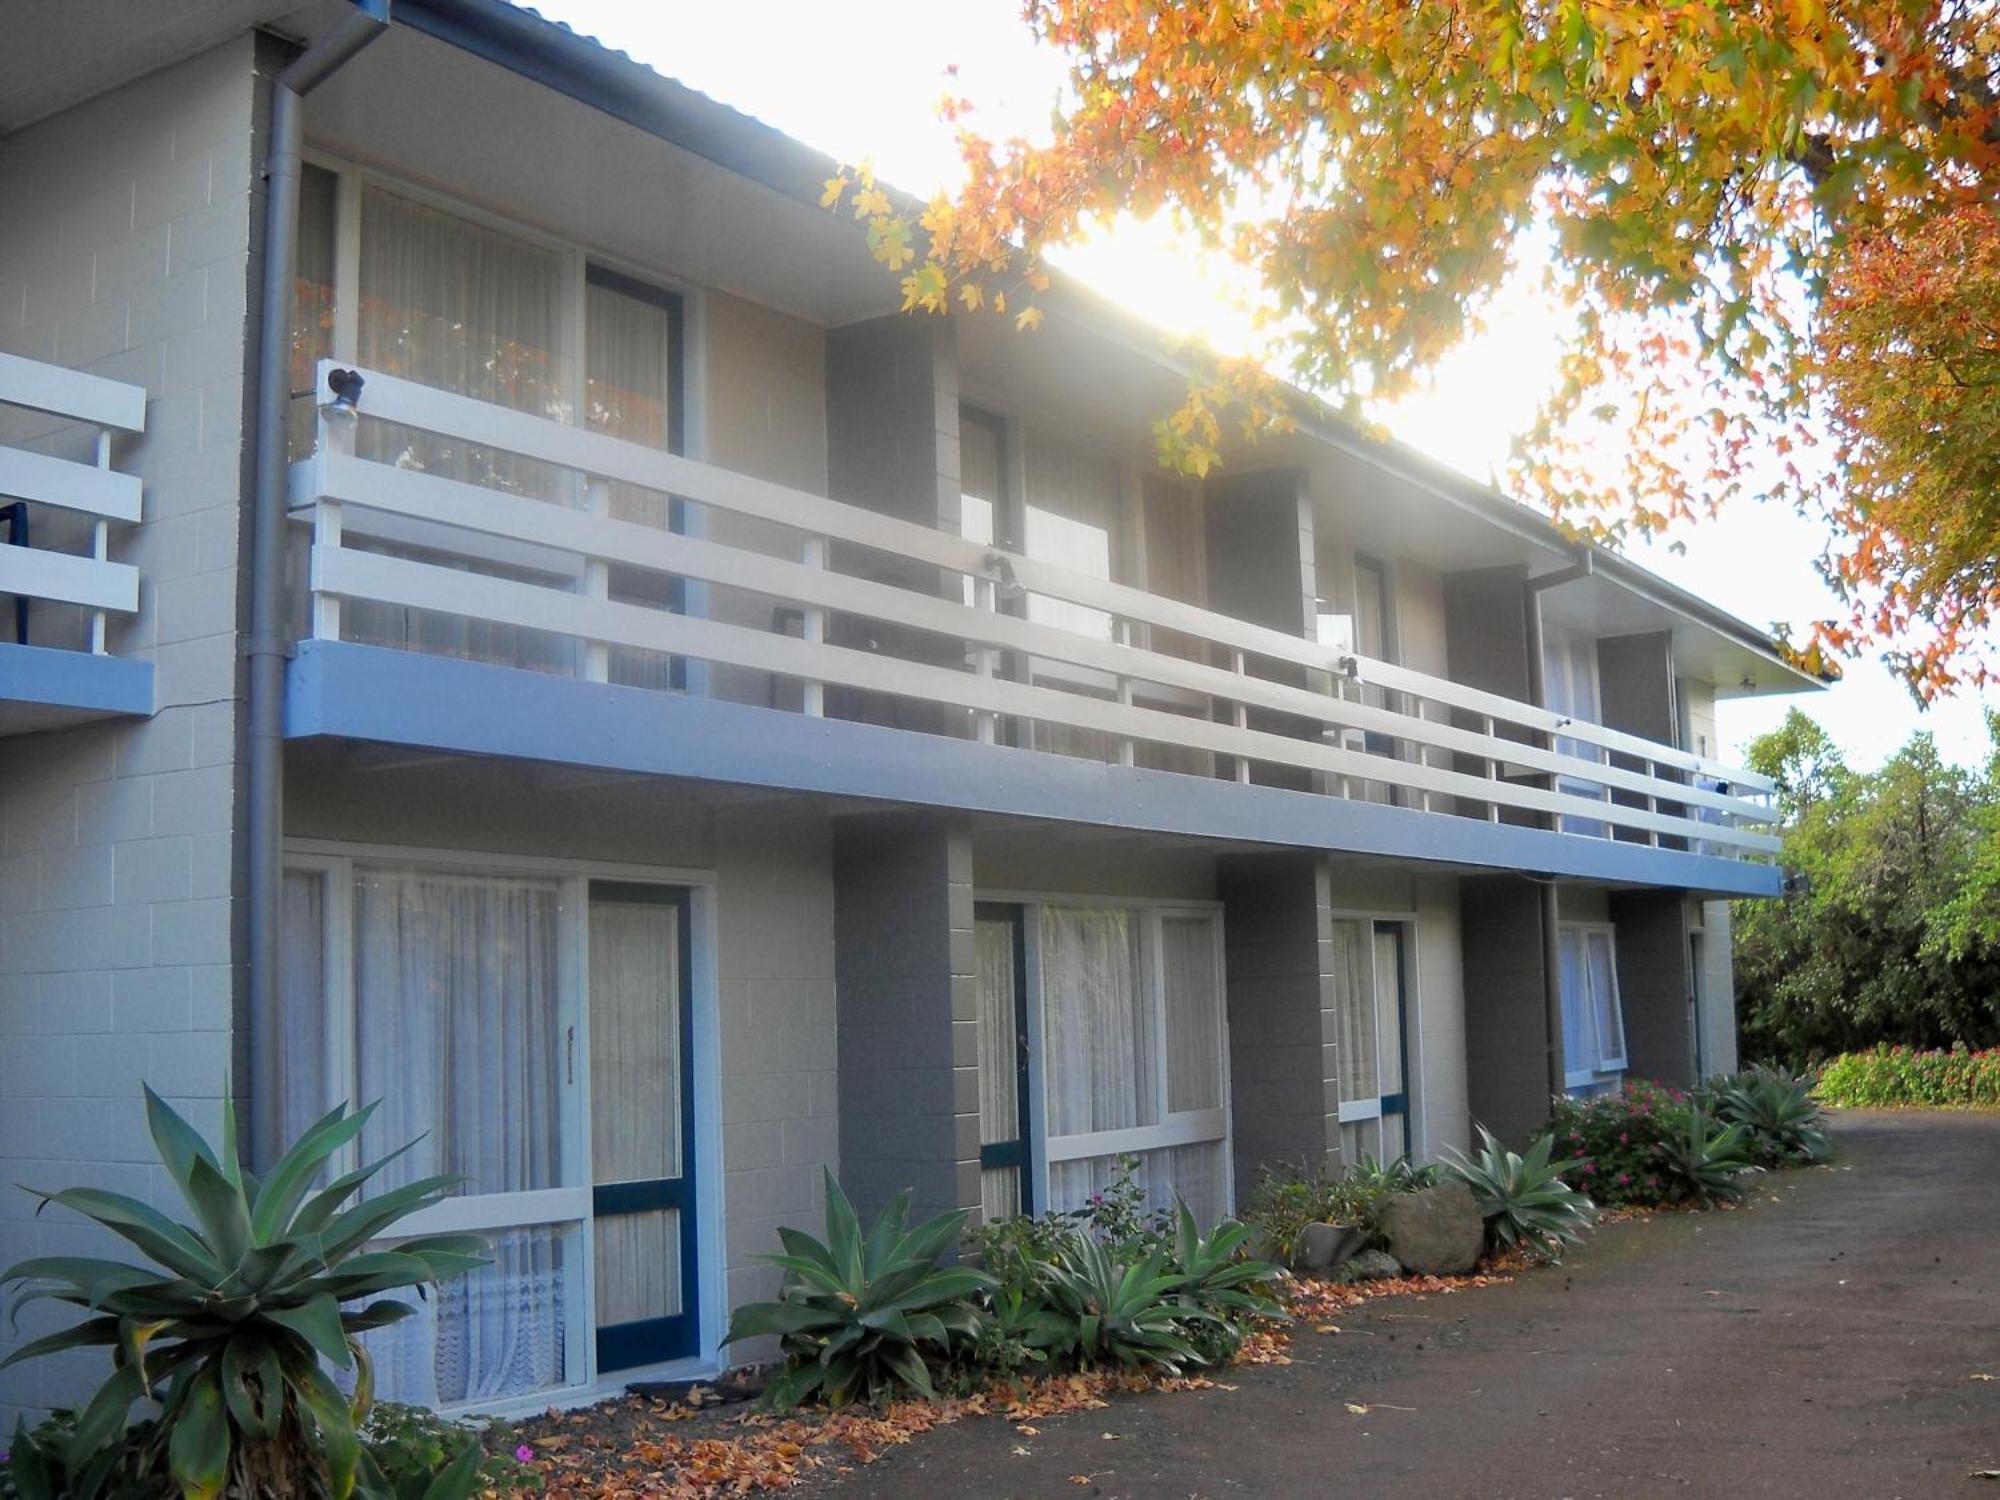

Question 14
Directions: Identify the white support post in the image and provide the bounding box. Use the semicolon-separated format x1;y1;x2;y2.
1483;713;1501;822
801;534;826;717
973;574;998;745
1231;648;1251;784
582;476;610;683
1114;617;1135;767
89;428;111;654
312;410;349;641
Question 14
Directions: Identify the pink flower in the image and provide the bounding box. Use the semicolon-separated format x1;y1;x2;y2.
1616;1172;1630;1185
515;1445;535;1464
1617;1132;1629;1145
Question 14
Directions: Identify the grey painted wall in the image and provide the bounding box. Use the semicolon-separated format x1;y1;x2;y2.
1460;874;1555;1146
1596;631;1683;845
1442;564;1535;825
1610;886;1696;1086
832;809;981;1228
0;37;263;1427
1218;850;1338;1188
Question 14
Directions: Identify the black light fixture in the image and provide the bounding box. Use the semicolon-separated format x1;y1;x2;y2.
327;367;365;411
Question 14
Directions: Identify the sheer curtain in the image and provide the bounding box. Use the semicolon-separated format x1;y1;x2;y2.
348;187;573;673
1584;930;1627;1071
1042;907;1151;1209
588;895;682;1334
271;868;329;1168
975;915;1024;1221
350;868;565;1407
586;277;683;692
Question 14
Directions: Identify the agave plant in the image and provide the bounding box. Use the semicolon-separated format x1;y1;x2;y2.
1164;1200;1286;1362
1442;1125;1597;1262
1345;1154;1444;1193
1037;1232;1210;1374
725;1169;993;1408
1655;1107;1757;1202
1712;1067;1832;1164
1;1088;488;1500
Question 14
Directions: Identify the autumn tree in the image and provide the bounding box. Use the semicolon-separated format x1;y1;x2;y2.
828;1;1999;695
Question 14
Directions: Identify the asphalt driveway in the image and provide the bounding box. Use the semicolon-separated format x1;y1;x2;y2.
816;1111;2000;1499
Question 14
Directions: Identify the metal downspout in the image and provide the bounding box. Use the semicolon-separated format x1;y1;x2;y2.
247;1;389;1163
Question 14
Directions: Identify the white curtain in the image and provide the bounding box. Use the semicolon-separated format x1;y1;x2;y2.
350;868;565;1407
273;868;328;1166
1559;928;1594;1083
1331;919;1378;1106
588;896;681;1329
586;278;682;691
1162;915;1221;1113
1585;930;1627;1069
347;186;573;673
1373;926;1405;1099
1040;908;1227;1224
1041;907;1151;1139
975;917;1023;1222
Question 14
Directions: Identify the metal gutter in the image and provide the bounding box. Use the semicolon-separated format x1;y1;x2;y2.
245;0;390;1166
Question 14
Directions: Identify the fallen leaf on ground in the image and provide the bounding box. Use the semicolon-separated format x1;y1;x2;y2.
1346;1402;1370;1414
1972;1373;1996;1382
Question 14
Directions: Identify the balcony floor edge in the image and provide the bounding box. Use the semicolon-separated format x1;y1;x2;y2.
0;641;155;737
284;641;1782;898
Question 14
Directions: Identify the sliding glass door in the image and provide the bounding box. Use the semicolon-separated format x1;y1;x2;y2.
277;854;703;1408
1333;918;1413;1164
588;883;698;1370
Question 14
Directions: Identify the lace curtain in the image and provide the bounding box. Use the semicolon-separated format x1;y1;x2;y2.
280;866;570;1407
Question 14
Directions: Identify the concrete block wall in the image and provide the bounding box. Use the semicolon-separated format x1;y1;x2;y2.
0;38;263;1428
832;810;981;1227
1218;850;1338;1188
1610;887;1696;1087
1694;899;1739;1077
1460;874;1556;1147
1412;873;1470;1158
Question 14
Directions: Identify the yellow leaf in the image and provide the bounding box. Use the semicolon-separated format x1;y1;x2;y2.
958;282;984;311
1016;306;1045;332
819;175;848;210
1345;1402;1370;1415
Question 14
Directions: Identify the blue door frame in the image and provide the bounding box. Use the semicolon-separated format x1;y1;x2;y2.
975;902;1036;1214
591;881;700;1372
1375;920;1412;1143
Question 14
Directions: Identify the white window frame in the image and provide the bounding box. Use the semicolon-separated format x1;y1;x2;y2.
281;838;726;1414
1329;909;1424;1160
982;891;1233;1215
1558;921;1629;1087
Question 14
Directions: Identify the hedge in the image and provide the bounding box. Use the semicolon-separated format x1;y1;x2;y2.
1813;1044;2000;1109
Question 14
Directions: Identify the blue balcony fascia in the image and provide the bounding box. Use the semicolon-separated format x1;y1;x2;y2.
284;640;1783;898
0;641;155;736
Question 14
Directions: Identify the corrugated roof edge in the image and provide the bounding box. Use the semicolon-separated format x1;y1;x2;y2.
398;0;1827;691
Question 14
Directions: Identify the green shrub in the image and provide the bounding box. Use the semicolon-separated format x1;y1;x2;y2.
1441;1126;1597;1262
1654;1108;1756;1203
1162;1201;1286;1364
724;1169;993;1408
1814;1043;2000;1109
1240;1153;1437;1263
1;1089;489;1500
1035;1234;1208;1375
1710;1066;1832;1163
1549;1079;1692;1206
357;1403;541;1497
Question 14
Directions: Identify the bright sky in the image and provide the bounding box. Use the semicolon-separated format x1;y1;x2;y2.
536;0;1994;772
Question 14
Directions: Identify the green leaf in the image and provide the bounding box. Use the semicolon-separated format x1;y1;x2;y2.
25;1187;222;1284
418;1440;484;1500
289;1354;362;1500
0;1314;122;1371
266;1291;354;1369
182;1153;252;1265
167;1365;231;1500
144;1086;221;1193
222;1335;286;1441
250;1102;374;1243
63;1361;143;1475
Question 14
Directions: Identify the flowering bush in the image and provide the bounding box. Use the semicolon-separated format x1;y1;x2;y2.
1548;1079;1692;1207
1815;1043;2000;1109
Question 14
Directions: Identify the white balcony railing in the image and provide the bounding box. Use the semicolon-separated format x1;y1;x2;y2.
0;351;146;653
290;362;1779;859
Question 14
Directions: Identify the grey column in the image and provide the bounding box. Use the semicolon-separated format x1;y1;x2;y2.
832;809;981;1227
1460;874;1558;1145
1609;887;1697;1087
1218;850;1339;1189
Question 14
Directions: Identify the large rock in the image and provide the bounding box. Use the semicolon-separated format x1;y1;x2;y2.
1376;1182;1485;1275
